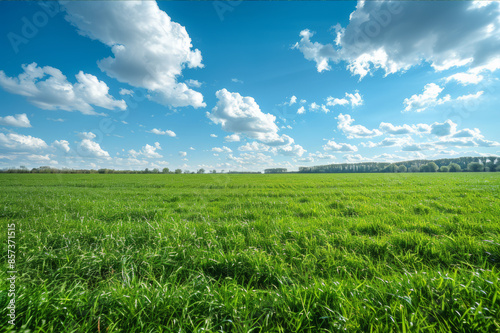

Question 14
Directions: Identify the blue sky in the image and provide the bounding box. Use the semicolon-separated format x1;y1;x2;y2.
0;1;499;171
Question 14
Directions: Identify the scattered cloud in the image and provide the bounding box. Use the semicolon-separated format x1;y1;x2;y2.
372;153;405;162
275;144;306;157
403;83;484;113
284;95;297;106
210;134;218;138
445;72;484;85
212;146;232;153
77;132;110;158
401;143;435;152
119;88;134;96
224;134;241;142
475;138;500;147
414;124;432;134
379;122;413;135
294;91;362;115
403;83;450;113
292;29;338;72
343;154;370;163
179;151;187;157
52;140;70;153
0;132;48;150
326;91;363;108
26;154;53;162
309;151;336;160
295;156;315;163
362;136;412;148
456;91;484;101
185;79;202;88
294;2;500;79
430;120;457;137
238;141;270;152
129;142;162;159
0;63;126;115
323;139;358;152
0;113;31;128
147;128;176;137
452;128;481;138
208;89;293;146
309;102;320;111
62;1;205;108
231;78;243;84
228;152;273;165
337;113;382;138
363;118;499;151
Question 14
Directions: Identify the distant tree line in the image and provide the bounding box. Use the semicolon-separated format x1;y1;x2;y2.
0;166;262;174
0;166;207;174
1;156;498;174
227;171;262;174
298;156;499;173
264;168;287;174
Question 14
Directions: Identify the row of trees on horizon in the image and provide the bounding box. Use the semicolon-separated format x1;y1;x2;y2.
298;156;498;173
1;156;498;174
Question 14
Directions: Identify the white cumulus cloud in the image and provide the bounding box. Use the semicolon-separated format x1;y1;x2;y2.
52;140;70;153
0;63;126;115
208;89;292;146
309;151;336;160
77;132;110;158
129;142;162;159
119;88;134;96
323;139;358;152
403;83;450;113
430;120;458;137
224;134;241;142
148;128;176;137
294;2;500;79
238;141;270;152
212;146;232;153
185;79;202;88
326;91;363;108
0;113;31;128
379;122;413;135
292;29;339;72
445;72;484;85
337;113;382;138
62;1;205;109
0;132;48;150
284;95;297;106
275;144;306;157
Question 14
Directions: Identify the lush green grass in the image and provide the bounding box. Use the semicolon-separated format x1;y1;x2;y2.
1;173;499;332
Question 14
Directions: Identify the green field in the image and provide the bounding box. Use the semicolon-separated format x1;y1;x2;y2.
1;173;500;332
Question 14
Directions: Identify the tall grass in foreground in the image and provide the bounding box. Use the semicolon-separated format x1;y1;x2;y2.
1;173;499;332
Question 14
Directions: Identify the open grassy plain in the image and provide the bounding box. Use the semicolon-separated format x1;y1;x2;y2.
1;173;499;332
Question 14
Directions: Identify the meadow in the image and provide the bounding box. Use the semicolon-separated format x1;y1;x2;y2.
1;173;499;332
